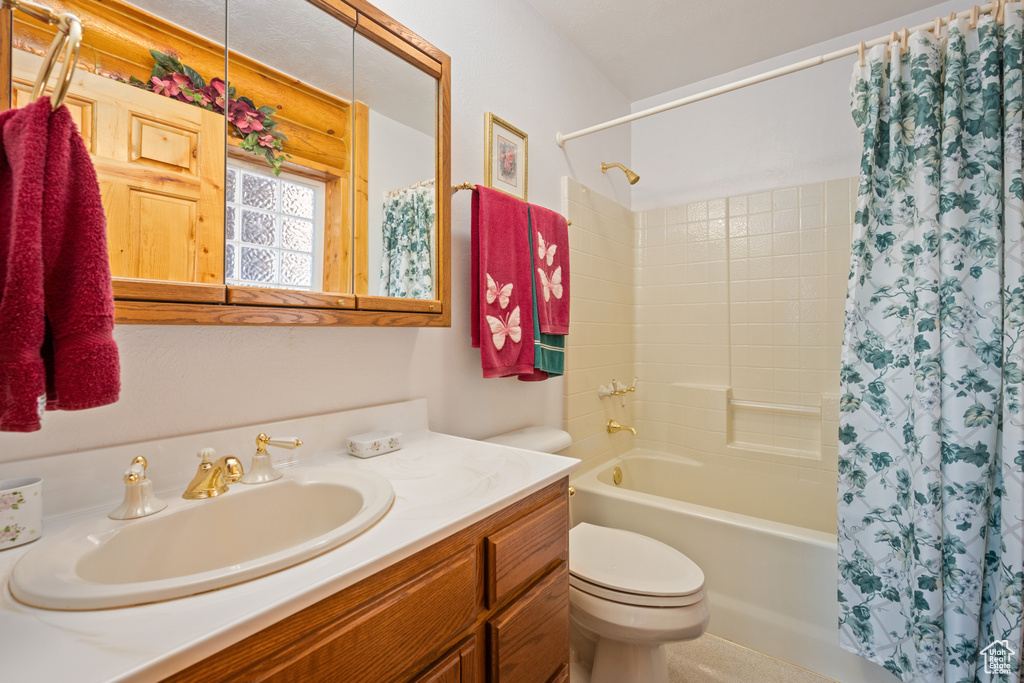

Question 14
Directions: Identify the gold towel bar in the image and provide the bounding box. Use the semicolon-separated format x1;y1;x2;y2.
451;182;572;225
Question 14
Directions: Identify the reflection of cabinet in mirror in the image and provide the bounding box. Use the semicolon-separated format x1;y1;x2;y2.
1;0;451;327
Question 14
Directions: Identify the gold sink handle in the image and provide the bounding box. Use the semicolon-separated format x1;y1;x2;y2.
240;434;303;485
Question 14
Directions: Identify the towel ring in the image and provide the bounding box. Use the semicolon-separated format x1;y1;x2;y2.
31;15;83;110
3;0;84;110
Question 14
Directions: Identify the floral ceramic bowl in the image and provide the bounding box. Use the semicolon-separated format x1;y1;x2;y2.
0;477;42;550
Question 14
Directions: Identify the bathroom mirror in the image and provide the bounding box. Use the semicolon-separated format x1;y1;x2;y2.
224;0;357;310
353;29;437;302
1;0;451;326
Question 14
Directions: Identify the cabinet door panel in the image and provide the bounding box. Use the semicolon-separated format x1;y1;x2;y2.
487;563;569;683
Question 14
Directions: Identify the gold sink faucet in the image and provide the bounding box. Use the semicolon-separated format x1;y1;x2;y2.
183;448;244;499
607;419;637;435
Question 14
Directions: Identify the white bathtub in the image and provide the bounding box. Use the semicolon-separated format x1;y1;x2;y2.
570;451;896;683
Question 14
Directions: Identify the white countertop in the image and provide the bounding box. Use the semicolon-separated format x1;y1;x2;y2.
0;427;577;682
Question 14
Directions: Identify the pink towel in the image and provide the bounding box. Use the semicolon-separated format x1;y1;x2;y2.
530;203;570;334
0;98;119;432
471;185;535;377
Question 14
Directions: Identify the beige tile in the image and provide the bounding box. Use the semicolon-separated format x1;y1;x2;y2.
708;198;727;219
728;215;748;238
774;188;799;210
728;195;748;215
687;201;709;222
748;212;772;235
749;191;772;213
825;178;851;202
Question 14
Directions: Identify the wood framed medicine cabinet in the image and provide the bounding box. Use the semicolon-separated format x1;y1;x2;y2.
1;0;451;327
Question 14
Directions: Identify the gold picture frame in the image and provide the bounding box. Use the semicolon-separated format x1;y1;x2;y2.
485;112;528;201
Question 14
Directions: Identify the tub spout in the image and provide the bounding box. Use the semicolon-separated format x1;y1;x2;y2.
607;420;636;435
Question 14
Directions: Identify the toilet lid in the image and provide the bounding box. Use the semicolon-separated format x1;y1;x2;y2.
569;523;704;598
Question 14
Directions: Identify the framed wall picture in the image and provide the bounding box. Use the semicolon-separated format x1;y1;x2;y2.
485;113;528;201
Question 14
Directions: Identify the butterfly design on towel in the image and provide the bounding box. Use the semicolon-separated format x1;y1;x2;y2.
537;267;563;302
485;273;513;309
536;232;557;266
486;306;521;350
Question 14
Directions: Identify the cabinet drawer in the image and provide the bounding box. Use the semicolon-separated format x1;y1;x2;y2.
487;562;569;683
283;546;477;682
485;494;567;606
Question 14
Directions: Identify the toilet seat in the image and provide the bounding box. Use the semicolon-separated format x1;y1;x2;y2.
569;523;705;607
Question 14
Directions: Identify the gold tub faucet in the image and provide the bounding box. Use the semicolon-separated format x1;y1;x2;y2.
607;419;637;435
183;448;244;499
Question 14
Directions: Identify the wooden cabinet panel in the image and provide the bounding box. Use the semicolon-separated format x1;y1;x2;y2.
487;563;569;683
412;635;478;683
486;495;567;607
132;117;197;173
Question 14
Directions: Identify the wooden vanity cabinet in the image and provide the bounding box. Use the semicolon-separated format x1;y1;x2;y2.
162;478;569;683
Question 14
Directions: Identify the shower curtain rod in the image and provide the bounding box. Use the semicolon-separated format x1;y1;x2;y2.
555;0;1004;147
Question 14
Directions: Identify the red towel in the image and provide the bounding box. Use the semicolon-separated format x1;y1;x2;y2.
530;203;570;334
0;99;49;430
471;185;535;377
0;98;119;432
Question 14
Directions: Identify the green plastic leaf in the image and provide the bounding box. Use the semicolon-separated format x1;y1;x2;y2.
181;64;206;90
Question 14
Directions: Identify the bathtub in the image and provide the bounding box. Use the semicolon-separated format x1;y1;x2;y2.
569;450;896;683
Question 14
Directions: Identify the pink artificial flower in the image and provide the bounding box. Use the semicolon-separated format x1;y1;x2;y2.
150;75;181;98
171;73;195;103
256;133;277;148
228;99;265;134
202;78;227;112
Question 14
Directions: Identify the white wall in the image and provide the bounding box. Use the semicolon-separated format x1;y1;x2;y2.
629;1;959;211
0;0;631;464
366;109;436;296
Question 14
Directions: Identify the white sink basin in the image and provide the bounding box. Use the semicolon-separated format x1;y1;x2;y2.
10;466;393;610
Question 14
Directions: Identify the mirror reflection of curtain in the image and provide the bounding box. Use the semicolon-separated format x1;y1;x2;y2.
380;179;435;298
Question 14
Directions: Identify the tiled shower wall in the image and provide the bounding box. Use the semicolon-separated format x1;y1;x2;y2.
563;177;855;528
560;177;637;465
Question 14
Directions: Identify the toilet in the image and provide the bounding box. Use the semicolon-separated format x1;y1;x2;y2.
484;427;710;683
569;523;709;683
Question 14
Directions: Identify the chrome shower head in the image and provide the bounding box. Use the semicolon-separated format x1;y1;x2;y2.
601;162;640;185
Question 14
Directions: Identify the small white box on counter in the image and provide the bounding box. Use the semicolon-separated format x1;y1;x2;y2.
347;430;402;458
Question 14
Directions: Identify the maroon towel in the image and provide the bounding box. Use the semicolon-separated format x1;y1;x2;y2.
471;185;535;377
0;100;49;430
0;98;119;432
530;203;570;335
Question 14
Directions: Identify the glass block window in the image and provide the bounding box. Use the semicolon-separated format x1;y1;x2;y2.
225;163;325;291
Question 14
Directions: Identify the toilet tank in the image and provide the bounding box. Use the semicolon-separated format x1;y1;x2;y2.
483;426;572;454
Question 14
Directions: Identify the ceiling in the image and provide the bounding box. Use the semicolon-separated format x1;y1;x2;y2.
523;0;944;102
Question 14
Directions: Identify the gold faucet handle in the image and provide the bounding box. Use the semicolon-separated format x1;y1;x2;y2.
255;433;304;454
123;455;149;485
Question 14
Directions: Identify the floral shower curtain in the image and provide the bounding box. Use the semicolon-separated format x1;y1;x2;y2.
839;11;1024;683
380;180;435;299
